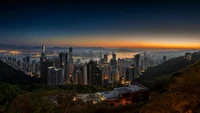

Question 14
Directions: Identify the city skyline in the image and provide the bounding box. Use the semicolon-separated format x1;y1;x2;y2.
1;1;200;49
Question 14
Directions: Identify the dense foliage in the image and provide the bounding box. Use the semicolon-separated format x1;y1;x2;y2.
136;51;200;91
0;83;23;112
140;60;200;112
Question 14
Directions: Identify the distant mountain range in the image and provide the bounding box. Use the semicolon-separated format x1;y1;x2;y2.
0;44;106;50
2;43;195;52
0;44;136;52
0;44;40;50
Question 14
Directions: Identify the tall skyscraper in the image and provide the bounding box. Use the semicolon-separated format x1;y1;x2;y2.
111;69;119;87
111;51;117;69
26;56;30;64
102;66;109;85
128;66;135;80
104;54;108;64
58;52;70;83
55;68;64;85
59;52;65;68
83;64;87;85
125;65;135;81
87;60;102;86
144;57;148;69
64;53;70;83
111;69;119;82
23;58;26;63
47;67;54;86
144;52;147;58
47;67;64;86
17;60;21;69
40;52;47;79
12;58;16;62
112;51;116;60
99;51;103;59
42;45;46;54
69;47;73;64
32;60;37;74
8;57;11;61
134;54;140;78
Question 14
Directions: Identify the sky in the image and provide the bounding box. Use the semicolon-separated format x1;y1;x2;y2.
0;0;200;49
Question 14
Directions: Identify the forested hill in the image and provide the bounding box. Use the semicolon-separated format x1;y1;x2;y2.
0;60;43;85
140;60;200;113
138;51;200;82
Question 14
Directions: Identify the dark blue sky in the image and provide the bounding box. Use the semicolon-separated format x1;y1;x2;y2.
0;0;200;48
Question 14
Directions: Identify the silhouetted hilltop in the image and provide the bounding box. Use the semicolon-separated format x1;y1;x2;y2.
0;60;43;85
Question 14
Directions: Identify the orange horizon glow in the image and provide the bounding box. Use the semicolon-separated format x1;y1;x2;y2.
43;41;200;49
31;34;200;49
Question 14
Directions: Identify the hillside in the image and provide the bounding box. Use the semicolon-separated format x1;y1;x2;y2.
140;51;200;81
140;60;200;113
136;51;200;90
0;60;43;85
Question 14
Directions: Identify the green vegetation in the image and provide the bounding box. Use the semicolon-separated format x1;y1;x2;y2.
0;83;23;113
136;51;200;91
140;60;200;113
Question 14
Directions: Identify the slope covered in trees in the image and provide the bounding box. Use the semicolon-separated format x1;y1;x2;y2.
136;51;200;90
141;51;200;81
140;60;200;113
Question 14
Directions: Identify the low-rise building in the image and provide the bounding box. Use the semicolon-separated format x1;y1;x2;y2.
100;82;149;103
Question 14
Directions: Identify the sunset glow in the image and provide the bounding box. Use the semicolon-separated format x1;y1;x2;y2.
32;35;200;49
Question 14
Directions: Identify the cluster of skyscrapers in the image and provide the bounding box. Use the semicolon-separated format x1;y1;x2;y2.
0;45;158;87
